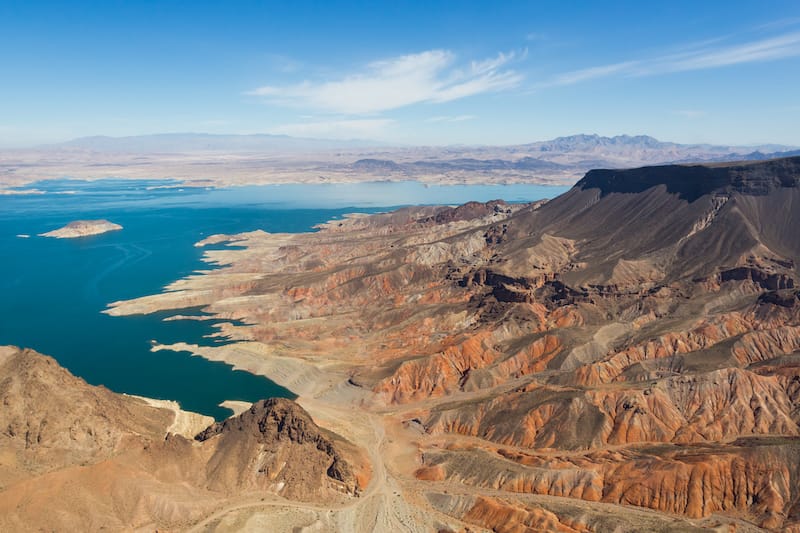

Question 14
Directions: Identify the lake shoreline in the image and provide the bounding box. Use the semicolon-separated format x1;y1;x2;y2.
1;179;565;420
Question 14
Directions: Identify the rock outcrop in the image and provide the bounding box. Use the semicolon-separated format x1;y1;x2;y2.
195;398;360;498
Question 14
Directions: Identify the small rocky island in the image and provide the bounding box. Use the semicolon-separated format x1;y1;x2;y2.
39;219;122;238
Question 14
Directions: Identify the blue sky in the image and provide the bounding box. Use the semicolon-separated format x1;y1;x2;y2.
2;1;800;147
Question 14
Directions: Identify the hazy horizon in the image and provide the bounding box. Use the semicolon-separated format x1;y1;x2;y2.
2;1;800;148
3;131;799;153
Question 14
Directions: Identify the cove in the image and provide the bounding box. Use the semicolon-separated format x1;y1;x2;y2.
0;179;570;420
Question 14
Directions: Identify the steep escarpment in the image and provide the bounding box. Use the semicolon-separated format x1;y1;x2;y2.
96;155;800;531
489;156;800;289
577;157;800;201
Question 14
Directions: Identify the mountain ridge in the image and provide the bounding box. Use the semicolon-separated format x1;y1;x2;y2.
41;131;799;155
42;132;384;153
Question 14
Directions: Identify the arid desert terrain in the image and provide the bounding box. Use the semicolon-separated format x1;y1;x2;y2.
3;156;800;531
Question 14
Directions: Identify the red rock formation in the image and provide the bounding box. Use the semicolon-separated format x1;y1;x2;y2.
462;496;590;533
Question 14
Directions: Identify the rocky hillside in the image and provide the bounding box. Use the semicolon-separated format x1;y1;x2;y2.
196;398;361;499
0;347;366;531
0;346;174;485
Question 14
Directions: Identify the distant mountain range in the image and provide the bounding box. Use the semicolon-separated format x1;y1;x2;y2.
6;132;798;190
515;133;800;165
43;132;383;153
347;134;800;178
43;132;799;163
522;133;791;153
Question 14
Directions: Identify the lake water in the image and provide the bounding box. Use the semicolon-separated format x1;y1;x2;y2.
0;179;569;420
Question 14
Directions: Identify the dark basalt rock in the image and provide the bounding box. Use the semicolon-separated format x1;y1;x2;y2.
719;267;795;291
758;290;800;308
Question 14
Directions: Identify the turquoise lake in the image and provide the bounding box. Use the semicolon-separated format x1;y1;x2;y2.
0;179;569;420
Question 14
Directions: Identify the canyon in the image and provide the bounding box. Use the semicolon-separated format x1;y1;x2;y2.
3;156;800;531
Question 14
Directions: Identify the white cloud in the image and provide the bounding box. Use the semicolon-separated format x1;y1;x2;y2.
425;115;476;123
268;118;394;139
248;50;522;114
542;31;800;87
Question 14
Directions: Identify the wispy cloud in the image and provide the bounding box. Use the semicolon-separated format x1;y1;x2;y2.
654;32;800;72
542;31;800;87
425;115;476;123
755;17;800;31
548;61;638;86
248;50;523;114
268;118;394;139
